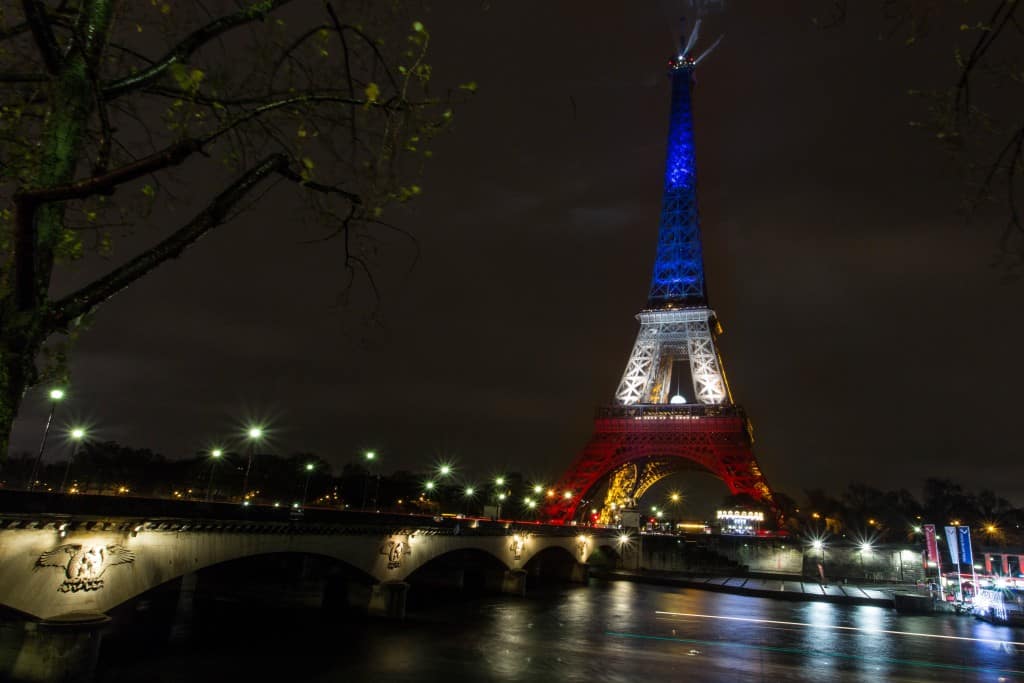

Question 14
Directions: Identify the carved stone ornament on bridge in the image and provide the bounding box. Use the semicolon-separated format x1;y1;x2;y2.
380;537;411;570
509;534;526;560
36;544;136;592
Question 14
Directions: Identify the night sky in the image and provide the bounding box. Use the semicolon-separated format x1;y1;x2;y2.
9;2;1024;510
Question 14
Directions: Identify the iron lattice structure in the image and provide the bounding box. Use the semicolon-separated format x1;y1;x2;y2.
547;22;774;525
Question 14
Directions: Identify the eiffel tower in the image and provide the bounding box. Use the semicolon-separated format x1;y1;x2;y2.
546;21;774;525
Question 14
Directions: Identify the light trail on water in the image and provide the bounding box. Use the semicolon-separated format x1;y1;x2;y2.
605;631;1024;678
654;610;1024;648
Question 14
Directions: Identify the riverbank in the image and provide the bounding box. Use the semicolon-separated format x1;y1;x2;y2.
597;569;903;607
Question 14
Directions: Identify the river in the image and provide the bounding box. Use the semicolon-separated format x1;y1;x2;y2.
96;579;1023;682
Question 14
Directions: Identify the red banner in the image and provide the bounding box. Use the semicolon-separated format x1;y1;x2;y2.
923;524;940;569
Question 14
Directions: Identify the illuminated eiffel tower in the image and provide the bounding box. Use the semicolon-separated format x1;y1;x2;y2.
546;20;774;524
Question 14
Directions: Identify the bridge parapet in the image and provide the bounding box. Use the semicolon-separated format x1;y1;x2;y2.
0;496;618;622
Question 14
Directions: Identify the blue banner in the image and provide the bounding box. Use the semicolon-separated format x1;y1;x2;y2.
957;526;973;566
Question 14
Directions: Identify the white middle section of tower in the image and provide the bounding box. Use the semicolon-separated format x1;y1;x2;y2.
615;307;727;406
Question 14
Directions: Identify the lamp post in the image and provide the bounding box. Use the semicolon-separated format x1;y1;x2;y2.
241;426;263;503
493;476;507;520
361;450;377;511
27;388;65;490
59;427;86;493
206;448;222;502
859;542;872;580
301;462;315;507
812;539;825;583
463;486;475;515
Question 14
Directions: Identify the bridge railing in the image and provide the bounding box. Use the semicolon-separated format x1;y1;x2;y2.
0;490;618;538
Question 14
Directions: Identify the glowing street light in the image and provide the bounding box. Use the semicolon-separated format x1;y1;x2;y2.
563;491;572;500
670;492;681;503
438;464;452;477
858;541;872;579
241;425;264;503
362;450;380;511
811;539;823;551
424;481;435;492
494;476;505;487
533;484;543;495
206;447;223;502
27;387;66;490
301;462;316;507
464;486;475;497
59;427;87;493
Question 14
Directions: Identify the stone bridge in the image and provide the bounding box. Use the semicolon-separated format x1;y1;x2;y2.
0;493;621;681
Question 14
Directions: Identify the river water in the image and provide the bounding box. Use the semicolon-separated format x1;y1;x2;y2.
97;579;1023;682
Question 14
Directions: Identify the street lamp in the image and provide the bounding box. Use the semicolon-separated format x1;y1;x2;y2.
859;541;872;579
362;450;379;511
301;462;315;507
59;427;86;493
206;448;223;502
27;387;65;490
438;464;452;477
811;539;826;582
463;485;475;515
497;492;506;520
241;426;264;503
533;484;543;495
494;476;505;487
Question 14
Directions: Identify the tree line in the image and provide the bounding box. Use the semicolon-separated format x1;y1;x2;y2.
767;480;1024;547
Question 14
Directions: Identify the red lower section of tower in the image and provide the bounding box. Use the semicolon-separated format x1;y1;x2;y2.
544;404;774;524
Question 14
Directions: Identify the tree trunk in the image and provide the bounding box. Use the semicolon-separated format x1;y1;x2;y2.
0;0;115;466
0;325;44;469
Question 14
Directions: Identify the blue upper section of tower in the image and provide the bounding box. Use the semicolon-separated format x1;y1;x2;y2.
647;51;708;309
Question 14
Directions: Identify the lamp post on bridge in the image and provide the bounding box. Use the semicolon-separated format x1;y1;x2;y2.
493;476;507;521
241;426;263;503
206;448;223;502
58;427;86;494
302;462;315;507
27;388;65;490
361;450;379;511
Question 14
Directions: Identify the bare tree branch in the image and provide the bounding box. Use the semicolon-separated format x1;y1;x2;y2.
15;138;203;205
51;153;290;328
20;0;61;74
102;0;295;100
277;166;361;203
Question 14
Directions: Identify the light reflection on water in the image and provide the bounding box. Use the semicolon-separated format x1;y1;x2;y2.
97;580;1024;683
